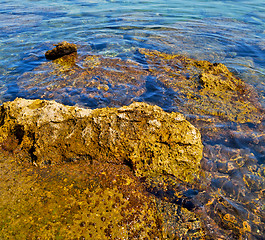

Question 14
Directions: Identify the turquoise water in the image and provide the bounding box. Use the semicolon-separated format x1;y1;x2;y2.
1;0;265;238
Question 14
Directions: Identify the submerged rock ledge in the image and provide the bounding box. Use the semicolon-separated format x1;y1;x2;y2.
0;98;202;182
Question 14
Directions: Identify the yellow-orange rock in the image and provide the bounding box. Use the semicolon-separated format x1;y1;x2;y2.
0;98;203;182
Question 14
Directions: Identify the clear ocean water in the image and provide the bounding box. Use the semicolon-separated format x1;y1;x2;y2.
0;0;265;238
0;0;265;106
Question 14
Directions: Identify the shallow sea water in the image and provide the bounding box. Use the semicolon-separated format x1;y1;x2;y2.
0;0;265;239
1;0;265;106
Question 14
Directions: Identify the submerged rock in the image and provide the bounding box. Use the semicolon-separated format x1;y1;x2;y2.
45;41;77;60
19;48;263;124
19;52;147;108
139;48;263;124
0;98;203;182
3;47;264;238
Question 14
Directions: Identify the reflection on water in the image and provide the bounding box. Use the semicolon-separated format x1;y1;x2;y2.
0;0;265;238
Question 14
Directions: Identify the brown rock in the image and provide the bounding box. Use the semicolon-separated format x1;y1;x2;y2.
0;98;206;239
0;98;203;182
139;48;263;124
0;148;164;239
45;41;77;60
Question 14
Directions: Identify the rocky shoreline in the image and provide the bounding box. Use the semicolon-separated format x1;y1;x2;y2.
0;43;264;239
0;98;204;239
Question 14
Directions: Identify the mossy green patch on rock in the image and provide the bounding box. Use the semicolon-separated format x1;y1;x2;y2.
0;98;203;182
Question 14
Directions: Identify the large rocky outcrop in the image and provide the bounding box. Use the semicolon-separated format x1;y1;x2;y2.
0;98;203;182
0;98;204;239
0;151;164;239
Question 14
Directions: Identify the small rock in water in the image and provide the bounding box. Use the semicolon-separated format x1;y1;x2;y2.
45;41;77;60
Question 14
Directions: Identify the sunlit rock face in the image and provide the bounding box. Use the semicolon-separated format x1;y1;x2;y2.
0;98;202;182
0;152;164;239
0;98;204;239
2;47;264;239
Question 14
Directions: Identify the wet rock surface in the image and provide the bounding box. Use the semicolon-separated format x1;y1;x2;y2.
138;48;263;124
45;41;78;60
19;51;147;108
1;48;265;239
18;48;264;124
0;151;164;239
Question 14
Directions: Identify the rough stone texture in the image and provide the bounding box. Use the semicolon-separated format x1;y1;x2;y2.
0;98;205;239
2;46;264;238
0;151;164;240
0;98;203;182
139;48;263;124
45;41;77;60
